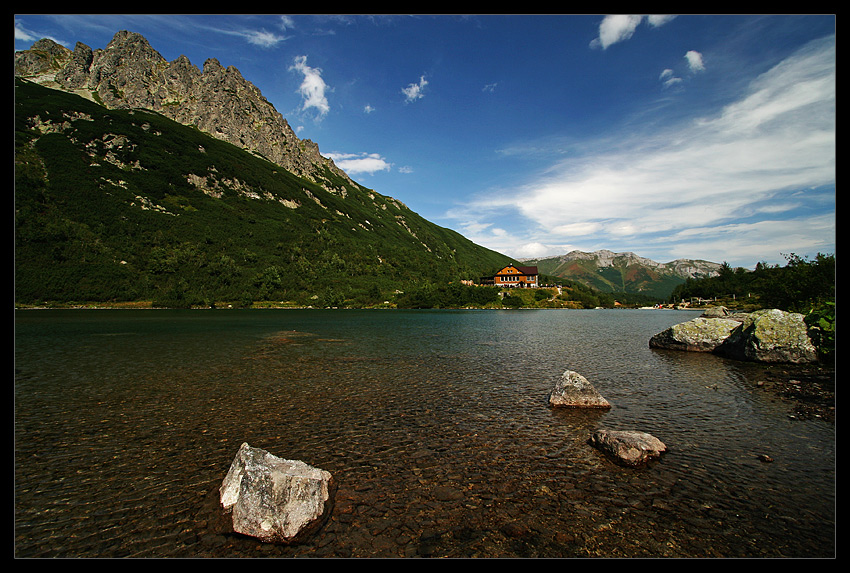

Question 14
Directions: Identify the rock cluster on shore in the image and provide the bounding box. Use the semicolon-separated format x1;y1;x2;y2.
649;307;818;363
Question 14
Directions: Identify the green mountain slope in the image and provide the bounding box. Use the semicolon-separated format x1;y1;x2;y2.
15;78;512;307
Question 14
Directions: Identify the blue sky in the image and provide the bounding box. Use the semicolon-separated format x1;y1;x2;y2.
15;14;835;268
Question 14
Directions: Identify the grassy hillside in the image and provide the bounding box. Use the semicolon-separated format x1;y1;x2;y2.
14;78;512;307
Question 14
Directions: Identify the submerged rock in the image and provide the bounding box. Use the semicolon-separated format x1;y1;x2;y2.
589;429;667;467
548;370;611;408
219;442;334;544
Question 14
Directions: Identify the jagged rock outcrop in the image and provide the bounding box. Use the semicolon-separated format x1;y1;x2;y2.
15;31;353;192
219;442;335;544
14;38;73;80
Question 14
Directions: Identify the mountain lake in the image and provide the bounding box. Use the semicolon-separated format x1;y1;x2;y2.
14;308;835;558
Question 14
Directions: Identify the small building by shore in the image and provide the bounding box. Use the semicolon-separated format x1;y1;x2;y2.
480;264;539;288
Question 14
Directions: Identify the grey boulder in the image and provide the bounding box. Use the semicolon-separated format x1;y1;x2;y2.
548;370;611;408
649;317;742;353
589;429;667;467
219;442;334;544
716;308;818;363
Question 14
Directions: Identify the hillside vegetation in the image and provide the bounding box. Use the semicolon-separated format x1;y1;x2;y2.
14;78;512;308
669;254;834;312
670;254;835;360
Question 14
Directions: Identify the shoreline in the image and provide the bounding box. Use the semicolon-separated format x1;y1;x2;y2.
751;362;836;424
14;302;708;311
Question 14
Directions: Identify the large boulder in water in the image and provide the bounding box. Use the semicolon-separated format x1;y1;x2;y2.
548;370;611;408
650;309;818;364
589;429;667;467
219;442;335;544
649;317;742;353
716;308;818;364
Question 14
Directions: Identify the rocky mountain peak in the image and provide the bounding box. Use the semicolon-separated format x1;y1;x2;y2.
15;31;354;192
561;249;663;270
521;249;722;297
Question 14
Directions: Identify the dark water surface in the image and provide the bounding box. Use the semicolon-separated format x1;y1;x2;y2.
14;309;835;558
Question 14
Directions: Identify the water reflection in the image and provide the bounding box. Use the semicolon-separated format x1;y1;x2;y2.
15;309;834;558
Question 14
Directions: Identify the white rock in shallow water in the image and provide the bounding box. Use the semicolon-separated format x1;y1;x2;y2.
548;370;611;408
219;442;334;544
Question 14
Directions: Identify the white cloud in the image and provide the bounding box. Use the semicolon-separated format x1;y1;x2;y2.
402;75;428;102
647;15;677;28
590;14;675;49
14;20;64;46
659;68;682;89
659;50;705;88
207;23;287;48
450;35;835;267
685;50;705;72
244;29;285;48
592;15;643;49
290;55;330;120
326;152;391;175
15;21;39;43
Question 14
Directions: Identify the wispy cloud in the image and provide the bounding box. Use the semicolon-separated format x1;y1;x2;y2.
659;68;682;89
326;152;391;175
590;14;676;49
402;75;428;102
15;20;41;43
290;55;330;120
14;18;68;46
449;35;835;266
241;29;286;48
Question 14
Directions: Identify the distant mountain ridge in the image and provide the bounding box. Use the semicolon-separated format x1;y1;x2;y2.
522;250;722;299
